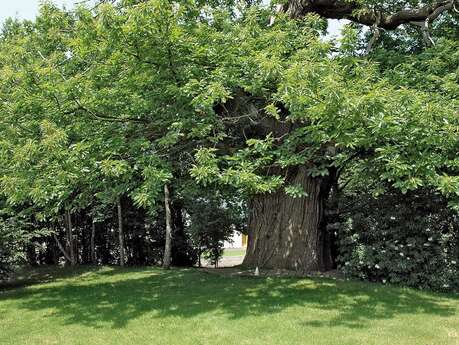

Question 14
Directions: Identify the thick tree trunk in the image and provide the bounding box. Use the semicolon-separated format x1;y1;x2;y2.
117;197;126;267
243;166;334;272
91;221;96;264
65;211;77;266
163;184;172;269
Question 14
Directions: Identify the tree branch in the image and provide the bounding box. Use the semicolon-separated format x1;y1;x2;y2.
286;0;456;30
365;11;382;54
71;96;148;124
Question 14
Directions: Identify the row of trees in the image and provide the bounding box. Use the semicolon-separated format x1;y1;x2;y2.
0;0;458;286
0;189;243;269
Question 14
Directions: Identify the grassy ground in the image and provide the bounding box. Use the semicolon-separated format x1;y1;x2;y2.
1;267;458;345
222;248;246;257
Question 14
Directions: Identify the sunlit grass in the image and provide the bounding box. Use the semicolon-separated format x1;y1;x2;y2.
1;266;458;345
222;248;246;257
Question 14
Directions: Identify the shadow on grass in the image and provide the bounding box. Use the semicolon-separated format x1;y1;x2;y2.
0;265;102;290
1;267;457;330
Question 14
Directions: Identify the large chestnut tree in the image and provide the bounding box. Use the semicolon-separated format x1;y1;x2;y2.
0;0;457;271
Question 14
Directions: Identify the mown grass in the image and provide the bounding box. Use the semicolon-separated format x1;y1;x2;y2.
1;266;458;345
222;248;246;257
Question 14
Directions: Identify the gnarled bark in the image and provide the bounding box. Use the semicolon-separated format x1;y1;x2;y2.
243;166;335;272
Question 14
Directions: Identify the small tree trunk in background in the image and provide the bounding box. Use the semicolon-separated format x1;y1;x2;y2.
117;197;125;267
91;222;96;264
26;244;37;266
51;238;60;264
54;234;72;263
163;184;172;269
65;210;76;266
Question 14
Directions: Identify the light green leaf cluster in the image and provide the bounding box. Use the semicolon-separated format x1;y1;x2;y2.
0;0;456;217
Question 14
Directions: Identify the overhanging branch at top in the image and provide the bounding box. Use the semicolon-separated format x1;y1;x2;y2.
286;0;457;30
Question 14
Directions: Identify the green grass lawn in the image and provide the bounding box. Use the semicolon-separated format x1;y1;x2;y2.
222;248;247;257
1;267;458;345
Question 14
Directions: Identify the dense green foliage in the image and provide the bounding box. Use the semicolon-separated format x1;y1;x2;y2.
0;1;457;211
337;190;459;291
1;266;459;344
0;205;50;278
184;188;246;266
0;217;30;278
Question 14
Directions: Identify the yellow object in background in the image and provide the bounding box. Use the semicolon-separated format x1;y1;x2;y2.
242;234;248;247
